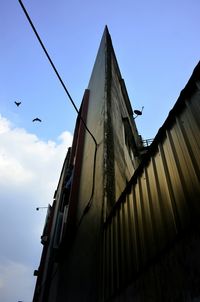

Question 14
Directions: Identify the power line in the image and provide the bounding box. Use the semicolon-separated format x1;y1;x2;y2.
18;0;98;228
18;0;97;147
18;2;100;296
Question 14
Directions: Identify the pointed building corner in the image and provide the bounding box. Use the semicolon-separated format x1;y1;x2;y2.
32;26;143;302
98;25;112;53
32;21;200;302
104;24;110;36
104;25;112;47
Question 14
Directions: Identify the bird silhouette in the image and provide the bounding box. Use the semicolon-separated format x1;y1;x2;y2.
32;118;42;122
14;101;21;106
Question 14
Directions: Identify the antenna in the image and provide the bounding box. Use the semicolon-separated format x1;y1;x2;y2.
133;106;144;119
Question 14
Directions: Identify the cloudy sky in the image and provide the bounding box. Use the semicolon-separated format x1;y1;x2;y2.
0;115;72;301
0;0;200;301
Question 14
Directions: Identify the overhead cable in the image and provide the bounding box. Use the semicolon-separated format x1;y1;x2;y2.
18;0;97;148
18;0;98;227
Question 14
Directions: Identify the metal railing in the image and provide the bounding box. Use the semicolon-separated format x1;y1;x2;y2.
142;138;154;147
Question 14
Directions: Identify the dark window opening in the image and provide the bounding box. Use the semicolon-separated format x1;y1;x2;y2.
122;117;138;163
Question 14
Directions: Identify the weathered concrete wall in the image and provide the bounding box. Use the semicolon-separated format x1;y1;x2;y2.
33;27;143;302
110;52;141;203
55;28;107;302
111;56;138;200
52;28;141;302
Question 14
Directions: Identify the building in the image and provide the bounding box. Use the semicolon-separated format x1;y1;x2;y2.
33;27;200;302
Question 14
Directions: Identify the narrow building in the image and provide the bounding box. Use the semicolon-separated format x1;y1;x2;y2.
33;27;200;302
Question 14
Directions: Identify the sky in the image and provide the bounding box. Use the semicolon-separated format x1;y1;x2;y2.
0;0;199;301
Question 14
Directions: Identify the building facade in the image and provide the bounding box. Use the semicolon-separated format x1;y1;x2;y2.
33;27;200;302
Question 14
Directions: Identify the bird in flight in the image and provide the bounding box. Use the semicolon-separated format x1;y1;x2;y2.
14;101;21;106
32;118;42;122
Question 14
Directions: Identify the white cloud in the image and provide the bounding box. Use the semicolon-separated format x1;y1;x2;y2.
0;115;10;134
0;260;34;302
0;115;73;302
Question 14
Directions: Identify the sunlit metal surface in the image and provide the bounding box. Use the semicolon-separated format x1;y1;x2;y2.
101;66;200;301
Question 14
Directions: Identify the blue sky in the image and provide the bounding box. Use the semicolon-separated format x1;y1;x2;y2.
0;0;200;301
1;0;199;141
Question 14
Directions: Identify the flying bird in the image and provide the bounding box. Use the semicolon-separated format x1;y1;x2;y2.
14;101;21;106
32;118;42;122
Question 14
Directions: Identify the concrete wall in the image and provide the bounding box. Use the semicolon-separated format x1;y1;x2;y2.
54;27;142;302
110;51;141;203
55;27;107;302
33;27;143;302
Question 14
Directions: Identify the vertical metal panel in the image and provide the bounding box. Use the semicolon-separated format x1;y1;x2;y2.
158;141;180;232
135;178;146;265
101;87;200;301
120;201;126;281
149;156;167;250
123;194;133;280
126;193;137;274
118;204;125;284
130;187;140;273
110;219;114;295
164;129;190;225
143;167;157;257
113;213;120;291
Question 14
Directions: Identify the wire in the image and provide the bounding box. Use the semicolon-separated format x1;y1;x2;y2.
18;0;97;148
18;0;98;215
19;0;98;233
19;1;99;295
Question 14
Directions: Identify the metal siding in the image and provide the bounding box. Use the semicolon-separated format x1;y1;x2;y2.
142;167;156;258
101;88;200;301
124;196;132;280
165;128;191;225
131;186;140;273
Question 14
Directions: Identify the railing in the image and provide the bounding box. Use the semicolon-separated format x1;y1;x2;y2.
142;138;154;147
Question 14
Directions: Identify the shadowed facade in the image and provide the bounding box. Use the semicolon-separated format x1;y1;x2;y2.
33;27;200;302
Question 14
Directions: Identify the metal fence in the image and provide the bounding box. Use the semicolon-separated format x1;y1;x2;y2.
101;82;200;301
142;138;154;147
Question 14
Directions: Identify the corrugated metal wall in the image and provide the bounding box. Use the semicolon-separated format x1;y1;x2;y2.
101;79;200;301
